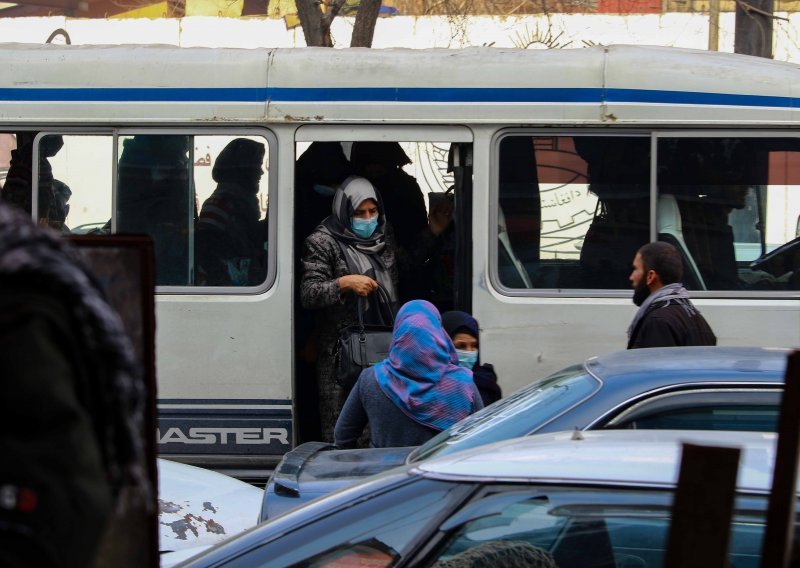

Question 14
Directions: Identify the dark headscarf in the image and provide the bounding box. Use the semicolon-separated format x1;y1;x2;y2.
442;310;480;343
319;176;398;322
212;138;265;188
374;301;478;431
441;310;503;407
0;204;147;504
351;141;412;170
296;142;353;187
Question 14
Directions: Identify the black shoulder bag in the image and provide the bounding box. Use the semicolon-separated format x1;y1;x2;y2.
334;285;395;392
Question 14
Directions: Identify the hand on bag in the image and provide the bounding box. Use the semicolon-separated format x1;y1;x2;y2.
338;274;378;297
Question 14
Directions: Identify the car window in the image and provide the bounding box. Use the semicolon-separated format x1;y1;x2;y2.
223;478;470;568
430;489;781;568
621;405;779;432
606;390;782;432
409;365;599;463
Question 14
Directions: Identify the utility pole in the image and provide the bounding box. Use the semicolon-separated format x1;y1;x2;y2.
734;0;774;58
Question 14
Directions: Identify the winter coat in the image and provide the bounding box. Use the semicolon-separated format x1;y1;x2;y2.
300;226;399;442
0;286;113;568
627;299;717;349
196;182;267;286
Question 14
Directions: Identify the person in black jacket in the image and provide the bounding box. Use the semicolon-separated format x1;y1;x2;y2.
441;310;502;406
196;138;267;286
0;203;146;568
627;241;717;349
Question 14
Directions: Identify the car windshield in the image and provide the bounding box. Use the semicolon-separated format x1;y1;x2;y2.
408;365;600;463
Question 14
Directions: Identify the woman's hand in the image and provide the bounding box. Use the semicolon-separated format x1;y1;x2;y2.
338;274;378;297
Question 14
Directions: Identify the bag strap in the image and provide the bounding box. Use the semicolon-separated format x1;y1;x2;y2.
374;282;395;325
355;282;395;330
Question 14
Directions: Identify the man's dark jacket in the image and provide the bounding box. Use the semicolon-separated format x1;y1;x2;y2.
627;298;717;349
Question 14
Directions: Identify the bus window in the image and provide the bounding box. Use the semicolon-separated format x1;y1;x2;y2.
496;134;650;290
117;134;193;286
115;134;270;288
0;133;113;234
40;134;113;235
657;137;800;291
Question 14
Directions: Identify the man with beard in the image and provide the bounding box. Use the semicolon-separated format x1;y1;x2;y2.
627;241;716;349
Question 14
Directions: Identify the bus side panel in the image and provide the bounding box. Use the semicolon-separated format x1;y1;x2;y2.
155;290;293;464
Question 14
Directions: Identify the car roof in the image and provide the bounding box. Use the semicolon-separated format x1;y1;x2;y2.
415;430;779;493
585;347;788;386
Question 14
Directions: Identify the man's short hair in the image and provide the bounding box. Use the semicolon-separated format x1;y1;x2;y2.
638;241;683;285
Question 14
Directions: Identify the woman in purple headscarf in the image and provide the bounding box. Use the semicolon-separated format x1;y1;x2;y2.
334;300;482;449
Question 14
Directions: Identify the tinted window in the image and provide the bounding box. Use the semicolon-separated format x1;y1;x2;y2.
116;134;270;287
496;135;650;290
496;133;800;293
621;405;779;432
410;365;599;462
657;137;800;292
12;132;272;288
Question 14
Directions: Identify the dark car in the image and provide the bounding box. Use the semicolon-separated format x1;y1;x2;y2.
262;346;787;520
179;429;796;568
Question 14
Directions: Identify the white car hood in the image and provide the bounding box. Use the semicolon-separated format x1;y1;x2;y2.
158;459;263;552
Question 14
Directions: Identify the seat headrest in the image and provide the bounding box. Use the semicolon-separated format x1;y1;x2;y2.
657;194;682;233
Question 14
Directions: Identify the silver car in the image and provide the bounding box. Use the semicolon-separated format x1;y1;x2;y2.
177;429;794;567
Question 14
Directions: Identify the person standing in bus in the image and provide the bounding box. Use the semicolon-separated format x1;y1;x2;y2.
301;176;399;443
333;300;482;449
1;133;65;230
350;142;427;253
196;138;267;286
350;142;440;304
627;241;717;349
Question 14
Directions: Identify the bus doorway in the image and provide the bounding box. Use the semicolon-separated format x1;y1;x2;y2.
292;128;474;444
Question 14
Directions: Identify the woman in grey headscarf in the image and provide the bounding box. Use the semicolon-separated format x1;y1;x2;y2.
301;176;399;443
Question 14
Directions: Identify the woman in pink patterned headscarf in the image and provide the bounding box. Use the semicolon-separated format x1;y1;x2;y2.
334;300;482;449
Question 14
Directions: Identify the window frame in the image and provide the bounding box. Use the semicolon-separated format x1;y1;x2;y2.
32;127;278;294
490;128;800;299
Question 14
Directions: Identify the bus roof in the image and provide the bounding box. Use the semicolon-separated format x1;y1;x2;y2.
1;43;798;124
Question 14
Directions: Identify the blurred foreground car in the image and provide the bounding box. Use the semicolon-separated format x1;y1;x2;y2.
263;346;786;519
178;429;794;567
159;459;262;563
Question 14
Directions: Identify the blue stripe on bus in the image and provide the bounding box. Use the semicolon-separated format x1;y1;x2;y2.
605;88;797;109
267;87;604;103
0;86;797;108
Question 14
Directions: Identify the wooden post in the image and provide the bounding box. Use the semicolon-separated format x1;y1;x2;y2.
761;350;800;568
664;443;741;568
708;0;720;51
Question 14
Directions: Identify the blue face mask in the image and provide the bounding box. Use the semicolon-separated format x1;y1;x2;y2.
351;216;378;239
456;349;478;370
